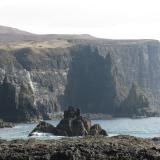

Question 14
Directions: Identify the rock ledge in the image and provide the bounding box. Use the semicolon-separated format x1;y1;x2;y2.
0;135;159;159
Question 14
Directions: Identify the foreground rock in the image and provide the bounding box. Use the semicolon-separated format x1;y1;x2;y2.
0;135;160;160
29;107;107;137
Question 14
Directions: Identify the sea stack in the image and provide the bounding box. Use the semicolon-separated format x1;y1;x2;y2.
29;106;108;137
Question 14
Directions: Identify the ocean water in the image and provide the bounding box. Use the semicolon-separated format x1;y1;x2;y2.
0;117;160;140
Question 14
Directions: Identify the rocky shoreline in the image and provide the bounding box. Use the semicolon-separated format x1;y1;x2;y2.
0;135;160;160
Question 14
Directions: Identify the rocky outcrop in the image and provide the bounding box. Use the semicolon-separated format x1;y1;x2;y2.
0;26;160;121
0;135;159;160
89;124;107;136
56;107;92;136
119;81;156;117
28;121;57;136
29;107;107;137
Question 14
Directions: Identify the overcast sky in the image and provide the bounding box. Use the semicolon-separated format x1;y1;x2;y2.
0;0;160;39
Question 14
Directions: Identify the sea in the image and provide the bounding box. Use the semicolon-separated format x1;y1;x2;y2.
1;117;160;140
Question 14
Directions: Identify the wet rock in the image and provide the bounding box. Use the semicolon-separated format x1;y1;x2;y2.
99;129;108;136
90;124;108;136
29;107;107;137
29;121;57;136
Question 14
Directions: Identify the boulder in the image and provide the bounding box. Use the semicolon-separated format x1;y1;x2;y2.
99;129;108;136
29;106;107;137
90;124;108;136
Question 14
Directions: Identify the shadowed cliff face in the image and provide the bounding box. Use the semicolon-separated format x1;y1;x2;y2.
0;76;39;122
61;46;126;114
111;40;160;109
119;82;153;117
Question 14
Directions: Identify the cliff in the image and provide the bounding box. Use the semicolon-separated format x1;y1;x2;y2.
0;26;159;121
119;82;155;117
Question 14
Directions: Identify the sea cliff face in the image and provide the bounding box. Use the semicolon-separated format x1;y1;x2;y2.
0;27;159;121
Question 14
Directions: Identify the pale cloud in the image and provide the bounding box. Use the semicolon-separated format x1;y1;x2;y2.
0;0;160;39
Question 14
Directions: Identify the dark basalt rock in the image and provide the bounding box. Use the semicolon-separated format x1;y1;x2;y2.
0;135;160;160
90;124;108;136
29;107;107;137
28;121;57;136
56;107;91;136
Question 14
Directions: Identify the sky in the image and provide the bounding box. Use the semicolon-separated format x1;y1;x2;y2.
0;0;160;39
